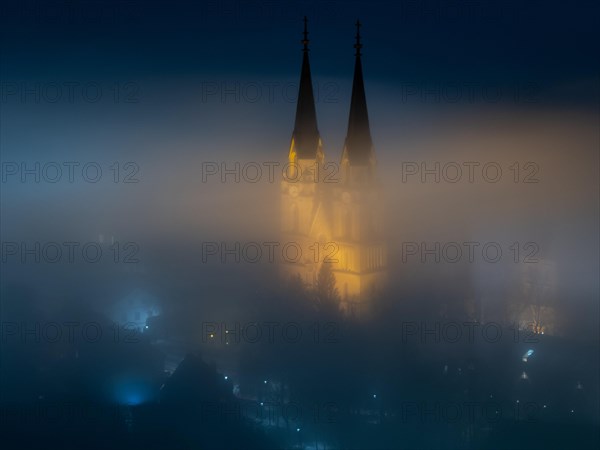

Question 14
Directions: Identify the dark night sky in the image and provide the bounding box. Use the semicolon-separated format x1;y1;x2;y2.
1;0;599;93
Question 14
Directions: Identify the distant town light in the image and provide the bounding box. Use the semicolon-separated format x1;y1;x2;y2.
522;349;534;362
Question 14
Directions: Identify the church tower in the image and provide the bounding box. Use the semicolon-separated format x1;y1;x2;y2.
280;17;329;286
281;19;387;316
331;21;387;315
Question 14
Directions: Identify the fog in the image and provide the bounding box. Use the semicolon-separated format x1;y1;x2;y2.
2;93;597;335
1;3;599;447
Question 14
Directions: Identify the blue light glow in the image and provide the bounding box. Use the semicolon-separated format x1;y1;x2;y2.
112;377;152;406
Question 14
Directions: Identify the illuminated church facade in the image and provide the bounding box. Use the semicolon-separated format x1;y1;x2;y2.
280;19;387;315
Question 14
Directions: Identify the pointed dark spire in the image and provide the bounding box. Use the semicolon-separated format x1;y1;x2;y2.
354;19;362;56
344;20;373;166
302;16;309;52
292;16;320;159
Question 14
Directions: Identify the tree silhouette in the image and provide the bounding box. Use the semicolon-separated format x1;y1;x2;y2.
289;273;307;299
315;263;340;314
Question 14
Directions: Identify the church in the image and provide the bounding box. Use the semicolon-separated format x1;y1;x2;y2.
280;18;387;315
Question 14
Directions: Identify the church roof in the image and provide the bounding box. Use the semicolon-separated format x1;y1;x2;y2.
292;17;321;159
343;20;373;166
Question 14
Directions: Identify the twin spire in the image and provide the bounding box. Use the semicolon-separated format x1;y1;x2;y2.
292;17;319;159
345;20;373;165
292;18;373;166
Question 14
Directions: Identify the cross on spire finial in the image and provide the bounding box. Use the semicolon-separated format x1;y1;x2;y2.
302;16;309;52
354;19;362;56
